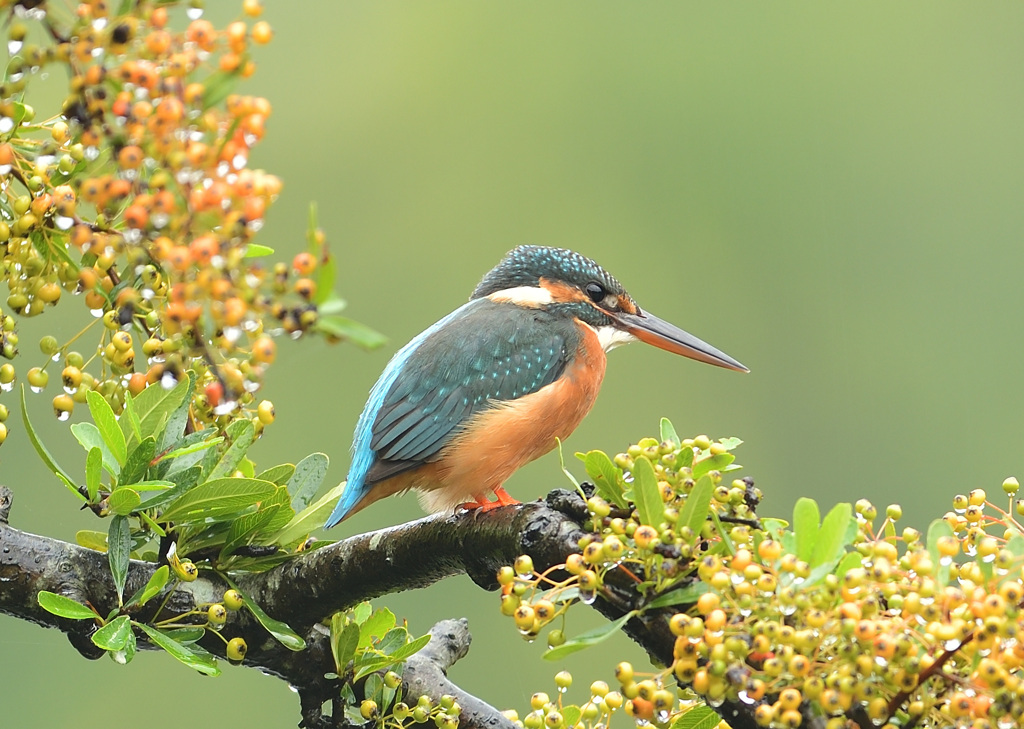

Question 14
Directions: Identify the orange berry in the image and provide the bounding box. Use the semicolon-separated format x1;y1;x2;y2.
251;336;276;363
243;0;263;16
123;204;149;230
127;372;148;396
251;21;273;44
294;278;316;300
118;145;144;169
292;252;316;276
168;246;192;272
186;19;217;51
189;234;219;265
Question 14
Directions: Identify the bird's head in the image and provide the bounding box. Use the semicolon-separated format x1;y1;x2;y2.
471;245;748;372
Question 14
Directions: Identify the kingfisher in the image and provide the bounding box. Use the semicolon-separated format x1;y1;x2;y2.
325;246;747;527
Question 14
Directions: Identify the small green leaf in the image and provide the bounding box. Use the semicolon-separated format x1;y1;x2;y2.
108;516;131;605
72;422;120;478
87;390;127;465
314;253;336;306
201;69;239;109
21;385;81;498
37;591;97;620
314;315;387;350
162;627;205;644
646;581;710;609
137;623;221;676
927;518;955;588
675;446;694;470
208;419;255;481
271;482;346;545
120;391;142;444
352;602;373;625
108;488;141;516
133;374;191;446
223;580;305;651
793;497;821;563
358;608;397;650
257;463;296;486
660;418;680;448
86;447;102;502
669;705;721;729
679;475;714;542
331;616;359;673
76;530;108;551
126;565;169;608
582;450;627;508
353;633;431;679
811;502;853;568
632;457;665;528
157;477;276;524
159;373;196;451
691;452;735;481
219;506;281;560
92;615;132;651
119;437;156;486
561;707;582;728
137;466;201;511
833;551;863;580
543;611;637;660
243;243;275;258
287;452;329;511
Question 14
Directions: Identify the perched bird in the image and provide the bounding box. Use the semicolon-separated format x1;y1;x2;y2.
326;246;747;527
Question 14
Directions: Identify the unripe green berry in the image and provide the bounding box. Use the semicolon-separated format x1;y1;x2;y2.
27;367;48;390
1002;477;1019;495
226;637;247;661
514;554;534;576
384;670;401;689
39;335;59;356
554;671;572;689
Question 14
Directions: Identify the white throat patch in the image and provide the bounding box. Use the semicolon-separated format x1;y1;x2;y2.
595;325;638;352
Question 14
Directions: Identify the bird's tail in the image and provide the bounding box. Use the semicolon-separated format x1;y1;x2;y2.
324;480;364;528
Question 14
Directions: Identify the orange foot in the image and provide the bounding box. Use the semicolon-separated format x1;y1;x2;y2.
458;486;521;513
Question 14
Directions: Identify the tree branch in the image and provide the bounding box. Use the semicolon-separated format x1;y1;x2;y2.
0;486;759;729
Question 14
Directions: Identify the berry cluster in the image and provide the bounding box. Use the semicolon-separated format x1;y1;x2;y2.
501;430;1024;729
0;1;376;437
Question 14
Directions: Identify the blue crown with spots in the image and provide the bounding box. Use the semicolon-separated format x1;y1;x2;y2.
471;246;625;300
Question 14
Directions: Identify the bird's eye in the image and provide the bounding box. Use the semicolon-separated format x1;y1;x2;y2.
585;282;606;303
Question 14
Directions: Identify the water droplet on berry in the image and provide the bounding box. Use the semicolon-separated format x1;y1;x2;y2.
6;40;22;54
55;215;73;230
55;410;70;422
0;382;13;393
580;590;596;605
186;6;204;19
0;119;13;134
29;384;43;394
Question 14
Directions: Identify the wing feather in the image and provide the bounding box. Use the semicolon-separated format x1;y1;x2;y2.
366;301;577;479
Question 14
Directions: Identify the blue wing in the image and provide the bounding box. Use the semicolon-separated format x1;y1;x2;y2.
326;299;578;526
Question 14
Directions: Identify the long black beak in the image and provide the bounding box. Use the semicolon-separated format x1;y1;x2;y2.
613;310;749;373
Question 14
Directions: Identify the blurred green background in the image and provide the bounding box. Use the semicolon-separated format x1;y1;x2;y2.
3;2;1024;726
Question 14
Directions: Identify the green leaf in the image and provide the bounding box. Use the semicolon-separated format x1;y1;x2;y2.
679;475;714;543
137;466;201;511
583;450;627;508
86;447;102;502
271;482;346;545
201;69;239;109
223;581;305;651
352;602;373;625
358;608;397;650
669;705;721;729
157;477;276;524
92;615;132;651
243;243;275;258
86;390;126;465
132;374;190;445
257;463;296;486
208;419;255;481
543;611;637;660
21;385;82;499
159;372;196;451
646;581;710;609
353;633;431;680
561;707;582;729
219;505;281;560
119;437;156;486
287;452;329;511
108;488;141;516
660;418;680;448
314;252;336;306
137;623;221;676
811;502;853;568
120;391;142;444
160;436;223;465
314;315;387;350
37;591;97;620
162;627;205;644
632;457;665;528
331;615;359;673
793;497;821;563
675;446;694;470
834;551;863;580
927;518;955;589
76;530;108;551
72;422;120;478
125;565;169;608
108;515;131;605
692;452;735;481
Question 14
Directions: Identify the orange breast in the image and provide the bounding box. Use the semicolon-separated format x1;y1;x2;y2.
419;320;607;512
